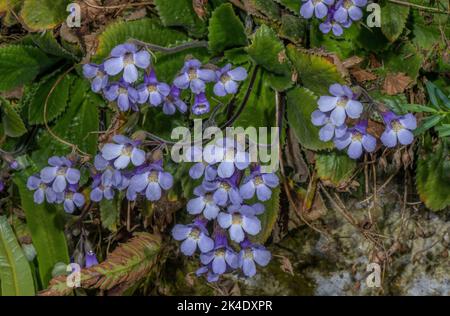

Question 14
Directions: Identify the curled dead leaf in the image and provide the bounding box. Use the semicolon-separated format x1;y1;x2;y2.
382;72;412;95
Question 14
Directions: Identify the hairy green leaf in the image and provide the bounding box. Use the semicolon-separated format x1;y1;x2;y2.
20;0;69;31
286;44;344;95
27;72;74;125
381;2;409;42
0;216;35;296
315;151;357;187
416;140;450;211
154;0;207;38
1;97;27;137
246;25;291;77
13;171;70;287
208;3;247;54
286;87;334;151
0;45;54;92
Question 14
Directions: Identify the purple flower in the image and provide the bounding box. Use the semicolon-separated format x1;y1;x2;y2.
85;251;99;268
189;162;217;181
90;173;114;202
333;0;367;23
104;81;138;112
101;135;146;170
94;154;122;187
103;43;151;83
127;162;173;201
200;232;238;275
162;86;187;115
239;166;279;202
173;59;216;94
40;156;80;193
334;120;376;159
62;187;85;213
317;83;363;126
83;63;109;93
187;186;221;220
380;112;417;148
27;175;57;204
217;204;261;243
213;64;248;97
9;160;20;170
196;265;220;282
300;0;334;19
203;174;243;206
213;138;250;179
0;180;4;192
192;93;210;115
137;69;171;107
311;110;347;141
238;240;271;278
172;219;214;256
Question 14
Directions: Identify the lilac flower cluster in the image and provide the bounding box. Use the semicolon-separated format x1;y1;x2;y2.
91;135;174;203
83;43;248;116
172;138;278;281
26;156;84;213
300;0;368;36
311;83;417;159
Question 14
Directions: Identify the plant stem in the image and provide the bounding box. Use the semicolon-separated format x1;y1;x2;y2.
387;0;450;14
128;39;209;54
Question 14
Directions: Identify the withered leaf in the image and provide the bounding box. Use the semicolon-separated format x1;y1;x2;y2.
382;72;412;95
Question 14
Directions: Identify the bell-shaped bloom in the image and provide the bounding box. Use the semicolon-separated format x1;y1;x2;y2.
192;92;210;115
311;110;347;141
187;186;221;220
40;156;80;193
85;251;99;268
103;43;151;83
213;64;248;97
137;69;171;107
173;59;216;94
27;175;57;204
83;63;109;93
217;204;261;243
380;111;417;148
318;83;363;126
127;161;173;201
334;120;376;159
333;0;367;23
238;240;271;277
239;165;279;202
101;135;146;170
203;173;243;206
300;0;334;19
104;81;139;112
62;186;85;213
162;86;187;115
200;232;238;275
172;219;214;256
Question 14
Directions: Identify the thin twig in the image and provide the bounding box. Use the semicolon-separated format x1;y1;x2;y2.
388;0;450;14
83;0;154;10
128;39;209;54
43;66;91;158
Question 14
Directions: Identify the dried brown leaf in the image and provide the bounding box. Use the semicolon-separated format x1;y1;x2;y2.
382;72;412;95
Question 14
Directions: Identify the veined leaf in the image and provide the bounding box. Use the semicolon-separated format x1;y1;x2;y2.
13;171;70;287
246;25;291;77
414;115;443;135
40;233;161;296
0;97;27;137
0;216;35;296
286;87;334;151
384;42;423;81
100;196;121;232
286;44;345;95
20;0;70;31
0;45;55;92
27;71;74;125
208;3;247;54
315;151;356;187
274;0;301;13
416;140;450;211
154;0;207;38
381;2;409;42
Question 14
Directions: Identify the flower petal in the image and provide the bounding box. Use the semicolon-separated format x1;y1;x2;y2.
104;57;124;76
397;128;414;145
318;96;338;112
217;212;232;229
172;224;191;241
